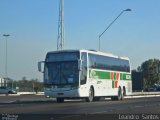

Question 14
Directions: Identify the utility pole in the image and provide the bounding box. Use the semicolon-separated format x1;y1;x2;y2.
3;34;10;87
3;34;10;79
57;0;64;50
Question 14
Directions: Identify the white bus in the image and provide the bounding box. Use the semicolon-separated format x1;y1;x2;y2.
38;49;132;102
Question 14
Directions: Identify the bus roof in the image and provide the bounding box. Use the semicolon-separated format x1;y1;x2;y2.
47;49;130;60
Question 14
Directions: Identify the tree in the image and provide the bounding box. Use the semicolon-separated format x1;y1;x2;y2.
138;59;160;89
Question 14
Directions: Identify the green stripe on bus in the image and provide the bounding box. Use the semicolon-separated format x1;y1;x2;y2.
120;73;123;80
96;71;110;79
123;74;132;80
114;72;116;80
89;69;110;79
89;69;131;81
112;81;114;88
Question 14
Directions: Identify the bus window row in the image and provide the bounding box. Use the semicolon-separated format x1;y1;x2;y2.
88;54;130;72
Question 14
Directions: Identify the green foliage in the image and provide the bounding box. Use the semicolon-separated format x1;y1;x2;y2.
138;59;160;88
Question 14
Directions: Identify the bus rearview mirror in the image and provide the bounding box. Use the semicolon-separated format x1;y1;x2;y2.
78;60;82;71
38;61;44;73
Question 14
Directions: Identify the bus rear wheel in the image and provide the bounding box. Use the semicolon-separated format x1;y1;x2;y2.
116;87;123;100
111;87;123;101
85;87;94;102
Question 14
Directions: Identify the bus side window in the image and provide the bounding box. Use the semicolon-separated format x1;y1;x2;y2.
80;53;87;85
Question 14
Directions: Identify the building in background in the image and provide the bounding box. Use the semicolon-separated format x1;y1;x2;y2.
132;70;143;91
0;77;7;87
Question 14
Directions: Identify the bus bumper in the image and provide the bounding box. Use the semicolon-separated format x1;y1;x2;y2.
44;88;80;98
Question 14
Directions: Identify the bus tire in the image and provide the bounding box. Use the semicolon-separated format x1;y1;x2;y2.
57;98;64;103
115;87;123;101
123;86;126;96
86;87;94;102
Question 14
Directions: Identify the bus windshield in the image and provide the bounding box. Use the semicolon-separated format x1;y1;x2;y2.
44;61;79;85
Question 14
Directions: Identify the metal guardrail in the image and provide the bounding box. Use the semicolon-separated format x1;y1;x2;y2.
17;92;44;95
0;92;44;96
1;92;160;97
17;91;160;96
131;92;160;96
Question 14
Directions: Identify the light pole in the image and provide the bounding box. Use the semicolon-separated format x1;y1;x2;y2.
3;34;10;81
98;9;131;50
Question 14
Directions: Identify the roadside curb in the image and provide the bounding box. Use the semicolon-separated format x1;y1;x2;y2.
125;94;160;99
0;98;56;104
0;92;44;96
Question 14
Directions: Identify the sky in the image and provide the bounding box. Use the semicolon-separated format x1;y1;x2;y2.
0;0;160;81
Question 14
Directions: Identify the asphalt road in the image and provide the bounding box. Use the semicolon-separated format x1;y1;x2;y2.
0;95;160;120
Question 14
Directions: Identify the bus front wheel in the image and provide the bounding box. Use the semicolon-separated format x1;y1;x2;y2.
111;87;123;101
85;87;94;102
